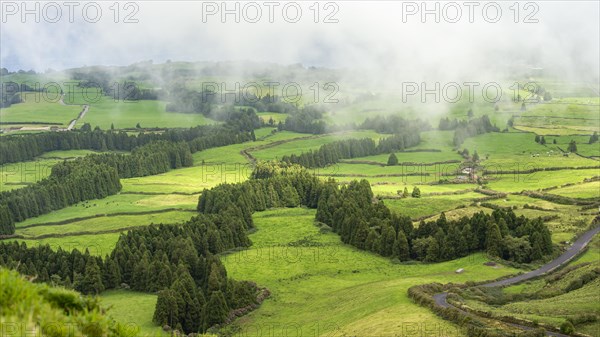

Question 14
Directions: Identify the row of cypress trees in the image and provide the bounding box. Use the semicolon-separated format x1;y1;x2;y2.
0;116;255;165
0;209;259;333
200;162;555;265
0;160;121;234
280;133;421;169
0;140;192;233
316;180;554;263
0;116;258;235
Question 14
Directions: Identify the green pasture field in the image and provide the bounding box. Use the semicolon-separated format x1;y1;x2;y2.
383;193;482;219
462;132;598;169
0;92;82;126
101;290;164;337
548;181;600;199
409;130;457;153
341;151;462;165
318;163;469;186
77;99;215;130
250;130;384;161
485;169;600;192
16;211;193;239
513;98;600;135
220;208;520;337
16;233;122;257
120;166;248;194
485;194;594;241
370;182;476;198
0;150;105;192
13;193;197;229
8;193;199;256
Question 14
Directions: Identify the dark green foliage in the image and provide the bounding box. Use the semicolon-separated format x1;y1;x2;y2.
0;160;121;231
281;132;421;169
387;153;398;166
360;115;430;134
0;121;256;234
485;222;503;257
568;140;578;153
72;140;194;178
77;258;105;295
204;290;229;329
439;117;460;130
153;289;179;327
589;131;599;144
560;321;575;334
411;187;421;198
316;181;554;263
281;106;327;134
453;115;499;146
0;118;254;166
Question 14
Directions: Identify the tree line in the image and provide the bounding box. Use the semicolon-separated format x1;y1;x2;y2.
360;115;430;134
0;209;259;333
279;133;421;168
316;179;554;263
0;140;193;233
0;160;121;234
0;121;257;234
0;118;255;165
278;111;431;136
452;115;499;146
0;162;557;334
71;140;194;178
200;162;554;265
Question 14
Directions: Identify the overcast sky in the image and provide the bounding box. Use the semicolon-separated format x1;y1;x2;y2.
1;1;599;81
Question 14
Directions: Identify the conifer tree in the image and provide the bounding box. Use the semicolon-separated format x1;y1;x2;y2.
387;153;398;166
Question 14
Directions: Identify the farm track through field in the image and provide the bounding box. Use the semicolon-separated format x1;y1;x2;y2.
60;93;89;131
66;105;88;131
432;225;600;337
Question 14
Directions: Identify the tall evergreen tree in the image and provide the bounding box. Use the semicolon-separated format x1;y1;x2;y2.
387;153;398;166
485;221;503;257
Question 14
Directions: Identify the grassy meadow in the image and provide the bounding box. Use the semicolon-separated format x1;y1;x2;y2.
0;74;598;337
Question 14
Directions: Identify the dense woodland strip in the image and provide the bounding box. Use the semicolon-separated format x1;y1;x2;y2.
0;162;558;334
0;161;121;235
279;133;422;168
316;181;554;263
0;109;256;165
0;141;189;233
0;210;257;333
0;113;257;235
447;115;499;146
200;162;555;264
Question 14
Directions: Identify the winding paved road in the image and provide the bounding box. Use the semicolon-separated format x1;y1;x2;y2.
433;225;600;336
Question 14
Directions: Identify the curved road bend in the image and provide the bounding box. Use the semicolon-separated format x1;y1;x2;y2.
433;225;600;336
